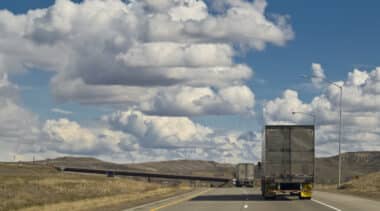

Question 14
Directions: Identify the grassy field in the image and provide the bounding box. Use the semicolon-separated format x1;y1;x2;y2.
0;163;189;211
316;171;380;200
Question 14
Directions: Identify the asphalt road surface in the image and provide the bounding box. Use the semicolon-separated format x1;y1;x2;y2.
126;187;380;211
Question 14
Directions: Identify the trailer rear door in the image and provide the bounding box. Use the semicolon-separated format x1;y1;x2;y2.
290;127;314;176
265;127;291;177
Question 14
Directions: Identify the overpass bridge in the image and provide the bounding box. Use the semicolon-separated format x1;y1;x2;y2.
56;166;232;183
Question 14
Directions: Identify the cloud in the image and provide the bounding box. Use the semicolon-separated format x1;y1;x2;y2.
0;74;41;160
116;43;233;68
8;109;261;163
263;89;311;124
0;0;293;116
140;85;255;116
263;65;380;155
0;0;295;162
103;109;214;148
42;118;125;155
51;108;73;115
0;100;262;163
101;109;262;162
311;63;326;88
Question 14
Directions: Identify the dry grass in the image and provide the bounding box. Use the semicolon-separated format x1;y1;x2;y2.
19;187;184;211
316;171;380;200
343;171;380;192
0;163;187;211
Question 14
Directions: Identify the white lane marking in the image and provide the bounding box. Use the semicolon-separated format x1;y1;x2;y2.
311;199;342;211
124;189;205;211
241;188;249;210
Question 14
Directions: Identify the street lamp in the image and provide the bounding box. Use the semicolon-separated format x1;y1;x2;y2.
301;75;344;188
329;83;343;189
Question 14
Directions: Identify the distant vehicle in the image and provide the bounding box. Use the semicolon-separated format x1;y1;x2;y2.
106;171;115;177
232;178;237;185
235;163;255;187
261;125;315;200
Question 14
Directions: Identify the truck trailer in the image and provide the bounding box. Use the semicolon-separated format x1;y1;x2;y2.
261;125;315;199
235;163;255;187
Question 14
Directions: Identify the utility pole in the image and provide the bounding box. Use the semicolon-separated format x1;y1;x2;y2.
322;82;343;188
301;74;344;188
338;86;343;188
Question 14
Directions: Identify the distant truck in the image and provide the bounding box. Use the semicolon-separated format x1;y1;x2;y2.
235;163;255;187
261;125;315;199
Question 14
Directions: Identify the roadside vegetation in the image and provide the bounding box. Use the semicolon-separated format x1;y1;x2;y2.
0;163;190;211
316;171;380;200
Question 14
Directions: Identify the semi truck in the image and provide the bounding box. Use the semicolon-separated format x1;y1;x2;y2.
235;163;255;187
261;125;315;199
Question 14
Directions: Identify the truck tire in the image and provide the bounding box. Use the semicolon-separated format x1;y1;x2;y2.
263;195;276;200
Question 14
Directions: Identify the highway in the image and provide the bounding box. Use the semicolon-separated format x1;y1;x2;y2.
126;188;380;211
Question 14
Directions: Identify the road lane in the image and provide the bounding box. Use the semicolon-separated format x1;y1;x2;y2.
139;188;334;211
124;188;211;211
127;188;380;211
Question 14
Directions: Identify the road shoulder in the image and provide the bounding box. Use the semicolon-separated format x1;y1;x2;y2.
313;190;380;211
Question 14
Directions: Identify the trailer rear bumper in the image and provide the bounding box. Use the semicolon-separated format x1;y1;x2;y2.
261;180;313;199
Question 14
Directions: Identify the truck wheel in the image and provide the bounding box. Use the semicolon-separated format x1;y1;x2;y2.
263;194;276;200
267;196;276;200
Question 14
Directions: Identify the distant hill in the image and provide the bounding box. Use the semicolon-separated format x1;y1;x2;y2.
127;160;235;177
32;151;380;184
316;151;380;184
35;156;235;178
35;157;135;171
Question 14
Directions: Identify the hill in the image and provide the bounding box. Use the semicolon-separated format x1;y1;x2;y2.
34;156;235;178
127;160;234;177
35;157;136;171
317;171;380;200
316;151;380;184
31;151;380;184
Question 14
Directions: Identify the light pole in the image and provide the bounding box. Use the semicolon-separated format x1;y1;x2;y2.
302;75;344;188
328;82;343;188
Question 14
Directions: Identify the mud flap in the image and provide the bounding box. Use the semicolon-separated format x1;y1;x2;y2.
299;183;312;199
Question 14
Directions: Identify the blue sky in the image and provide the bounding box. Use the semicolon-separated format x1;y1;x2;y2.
251;0;380;97
3;0;379;129
0;0;379;162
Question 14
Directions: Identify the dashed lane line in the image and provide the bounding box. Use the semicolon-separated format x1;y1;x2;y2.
124;189;206;211
150;188;212;211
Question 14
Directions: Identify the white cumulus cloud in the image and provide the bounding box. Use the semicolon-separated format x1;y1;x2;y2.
264;65;380;156
0;74;41;160
311;63;326;88
0;0;293;116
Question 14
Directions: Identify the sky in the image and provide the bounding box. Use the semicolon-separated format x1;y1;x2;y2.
0;0;379;163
